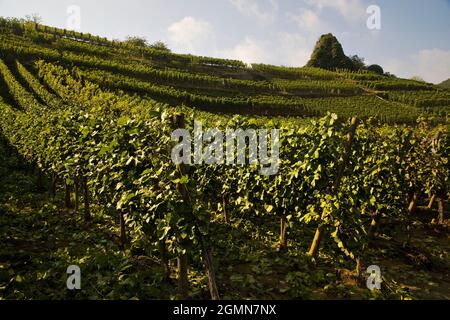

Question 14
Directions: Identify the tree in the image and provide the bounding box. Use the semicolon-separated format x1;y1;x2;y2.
367;64;384;75
385;72;397;78
306;33;354;70
25;13;42;24
349;55;365;70
411;76;425;83
149;41;171;52
124;36;148;47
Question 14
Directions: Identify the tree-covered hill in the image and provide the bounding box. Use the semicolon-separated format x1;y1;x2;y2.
306;33;354;71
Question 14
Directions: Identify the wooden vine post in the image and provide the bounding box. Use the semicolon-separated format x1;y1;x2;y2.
307;117;358;258
158;241;171;280
83;175;91;221
407;191;417;243
176;252;189;298
437;197;445;224
65;181;72;209
51;173;57;198
35;165;44;192
173;114;220;300
74;177;80;213
407;193;418;215
222;195;229;224
173;114;189;297
279;215;288;251
432;131;445;224
427;194;436;209
119;210;127;248
368;210;379;239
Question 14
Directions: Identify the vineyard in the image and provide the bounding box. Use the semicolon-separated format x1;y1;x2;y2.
0;17;449;300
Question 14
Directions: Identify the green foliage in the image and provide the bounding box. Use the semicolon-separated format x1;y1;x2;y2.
0;58;44;111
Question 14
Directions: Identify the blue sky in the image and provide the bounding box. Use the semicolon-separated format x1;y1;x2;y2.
1;0;449;83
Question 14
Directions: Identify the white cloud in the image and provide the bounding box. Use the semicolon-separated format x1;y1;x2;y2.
275;33;311;66
219;33;311;67
414;49;450;84
229;0;279;24
221;37;269;64
304;0;366;23
168;16;214;53
287;8;329;34
384;49;450;84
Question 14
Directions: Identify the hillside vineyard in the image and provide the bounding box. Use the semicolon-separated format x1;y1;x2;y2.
0;18;449;300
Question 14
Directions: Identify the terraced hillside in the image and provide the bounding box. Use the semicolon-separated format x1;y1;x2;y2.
0;18;449;123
